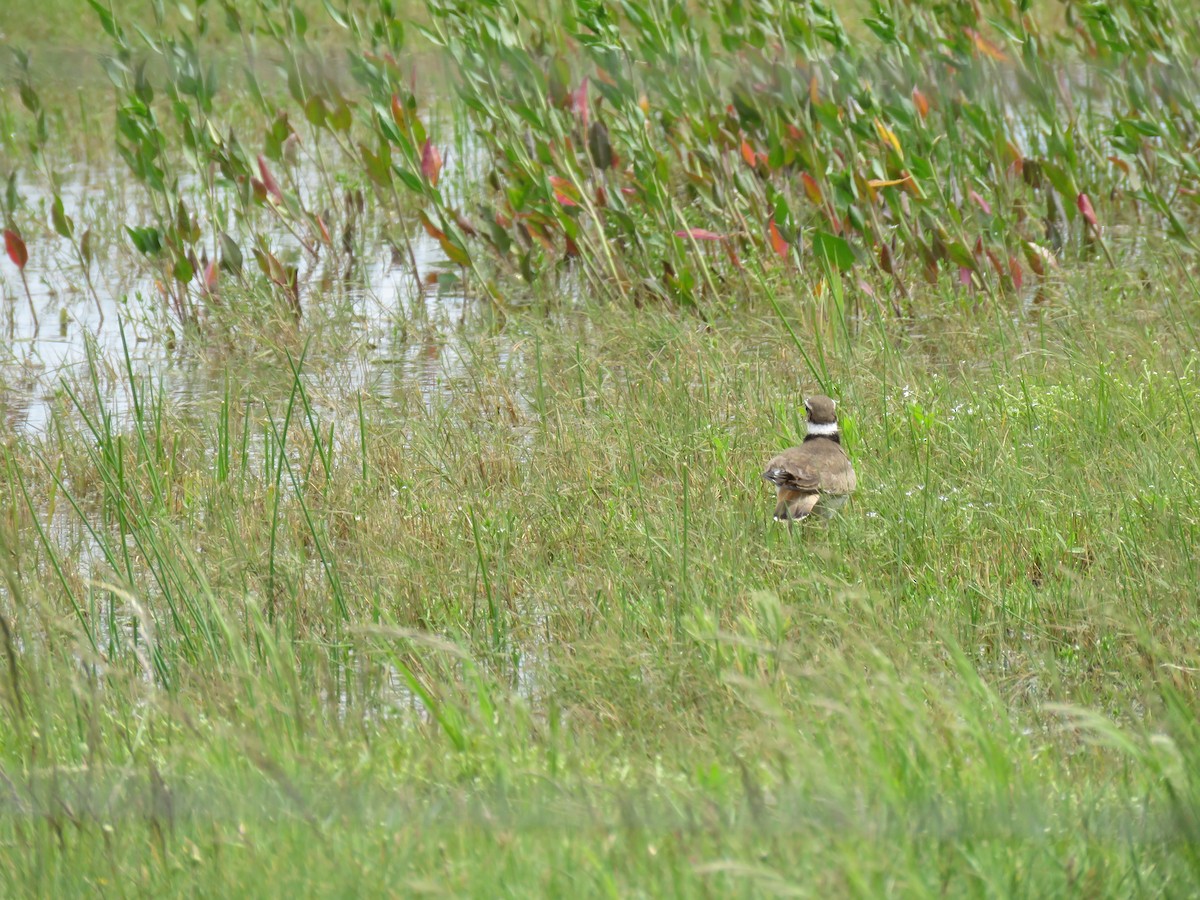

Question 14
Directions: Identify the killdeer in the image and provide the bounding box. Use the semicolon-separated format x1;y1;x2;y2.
762;395;856;522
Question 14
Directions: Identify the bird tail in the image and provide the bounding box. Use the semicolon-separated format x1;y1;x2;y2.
775;493;820;521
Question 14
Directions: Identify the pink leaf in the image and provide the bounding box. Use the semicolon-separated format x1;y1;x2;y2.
203;259;219;290
571;79;589;131
958;266;973;287
421;139;442;187
968;190;991;215
674;229;725;241
1076;192;1098;228
256;155;283;203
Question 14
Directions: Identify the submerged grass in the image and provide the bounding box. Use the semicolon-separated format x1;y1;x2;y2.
1;253;1200;893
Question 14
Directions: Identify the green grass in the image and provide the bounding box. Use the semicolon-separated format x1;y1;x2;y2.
2;255;1200;894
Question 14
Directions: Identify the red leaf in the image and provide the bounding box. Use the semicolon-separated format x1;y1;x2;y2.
454;212;477;237
767;218;789;259
985;248;1004;278
958;266;973;287
675;228;725;241
390;93;407;129
315;214;331;244
740;139;757;168
878;241;894;274
912;87;930;119
725;243;743;270
1025;246;1044;277
801;172;822;205
419;211;447;241
1008;256;1023;291
968;190;991;215
203;259;219;290
421;139;442;187
1076;192;1098;229
257;155;283;203
594;185;607;207
3;229;28;270
549;175;580;207
965;27;1008;62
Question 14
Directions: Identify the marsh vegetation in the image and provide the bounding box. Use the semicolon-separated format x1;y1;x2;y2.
3;0;1200;894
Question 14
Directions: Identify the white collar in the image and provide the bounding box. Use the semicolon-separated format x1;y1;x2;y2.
806;421;839;437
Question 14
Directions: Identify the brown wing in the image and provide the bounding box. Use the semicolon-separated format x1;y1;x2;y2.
763;443;856;495
813;441;856;495
762;447;821;492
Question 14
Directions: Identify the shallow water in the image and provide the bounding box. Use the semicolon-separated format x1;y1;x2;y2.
0;159;491;434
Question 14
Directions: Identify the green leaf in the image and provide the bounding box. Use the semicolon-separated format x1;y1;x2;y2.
946;240;977;271
304;95;328;129
219;232;243;275
1040;162;1077;204
811;230;856;271
328;101;353;133
323;0;348;28
126;225;162;255
51;195;74;239
5;171;17;215
438;234;471;267
172;254;194;284
393;166;425;195
360;143;393;187
87;0;120;39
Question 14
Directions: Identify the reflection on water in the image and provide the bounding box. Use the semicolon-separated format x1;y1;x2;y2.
0;162;494;435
